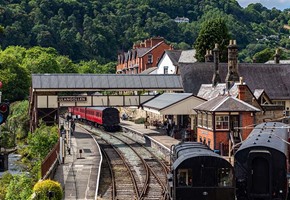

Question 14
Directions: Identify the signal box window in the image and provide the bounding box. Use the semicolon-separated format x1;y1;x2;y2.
215;116;229;130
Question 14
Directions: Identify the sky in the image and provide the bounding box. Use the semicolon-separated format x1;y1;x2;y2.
237;0;290;10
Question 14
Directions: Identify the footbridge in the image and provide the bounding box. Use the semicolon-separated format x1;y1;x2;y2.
29;74;183;132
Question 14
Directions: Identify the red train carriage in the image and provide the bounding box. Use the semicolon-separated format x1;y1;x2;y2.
69;107;120;132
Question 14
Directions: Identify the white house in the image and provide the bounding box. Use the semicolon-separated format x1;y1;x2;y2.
155;50;182;74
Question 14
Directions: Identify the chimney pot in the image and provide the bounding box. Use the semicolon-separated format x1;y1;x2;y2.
239;77;243;85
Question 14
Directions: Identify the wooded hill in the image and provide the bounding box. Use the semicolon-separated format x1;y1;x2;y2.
0;0;289;63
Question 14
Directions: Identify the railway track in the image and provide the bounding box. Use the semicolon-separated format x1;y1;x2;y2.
80;124;169;200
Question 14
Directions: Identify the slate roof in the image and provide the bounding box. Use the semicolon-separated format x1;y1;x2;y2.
197;83;239;100
32;74;184;91
178;49;197;63
253;89;265;99
178;62;290;100
194;95;260;112
140;67;158;74
142;93;197;110
165;50;182;66
136;48;150;57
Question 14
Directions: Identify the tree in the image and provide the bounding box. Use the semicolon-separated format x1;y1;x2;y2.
0;48;30;102
194;17;230;62
5;174;33;200
253;48;274;63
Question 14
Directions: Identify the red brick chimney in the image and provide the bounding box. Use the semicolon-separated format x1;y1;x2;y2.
145;39;151;47
150;37;164;46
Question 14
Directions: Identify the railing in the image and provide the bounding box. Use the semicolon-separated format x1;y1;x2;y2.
41;139;60;179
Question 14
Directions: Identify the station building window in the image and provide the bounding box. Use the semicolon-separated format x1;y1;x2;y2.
215;115;229;130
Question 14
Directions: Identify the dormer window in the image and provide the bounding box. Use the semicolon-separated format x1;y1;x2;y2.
148;54;153;64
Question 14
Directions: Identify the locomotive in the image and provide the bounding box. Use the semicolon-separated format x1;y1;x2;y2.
235;122;290;200
168;142;235;200
69;107;120;131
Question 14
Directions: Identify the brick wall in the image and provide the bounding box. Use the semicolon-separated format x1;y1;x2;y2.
240;112;255;140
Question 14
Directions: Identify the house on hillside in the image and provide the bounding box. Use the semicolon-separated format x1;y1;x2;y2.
116;37;173;74
174;16;190;23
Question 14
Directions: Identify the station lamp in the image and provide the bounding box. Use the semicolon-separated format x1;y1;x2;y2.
0;102;9;125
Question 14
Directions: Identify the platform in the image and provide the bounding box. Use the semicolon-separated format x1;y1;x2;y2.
53;125;102;200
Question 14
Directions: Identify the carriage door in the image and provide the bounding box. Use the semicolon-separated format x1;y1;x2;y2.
247;150;272;199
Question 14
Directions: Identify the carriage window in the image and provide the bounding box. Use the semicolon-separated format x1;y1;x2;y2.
177;169;192;187
218;168;233;187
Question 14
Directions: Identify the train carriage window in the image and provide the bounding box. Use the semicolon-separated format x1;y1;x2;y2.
218;168;233;187
177;169;192;187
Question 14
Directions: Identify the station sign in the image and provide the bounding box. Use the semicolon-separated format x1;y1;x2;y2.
58;96;87;102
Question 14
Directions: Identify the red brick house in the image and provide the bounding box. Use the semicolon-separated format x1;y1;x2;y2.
193;94;260;156
116;37;173;74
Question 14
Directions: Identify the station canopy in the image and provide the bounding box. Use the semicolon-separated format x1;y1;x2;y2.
142;93;206;115
31;74;184;92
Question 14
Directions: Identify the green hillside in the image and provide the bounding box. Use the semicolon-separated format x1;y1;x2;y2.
0;0;289;63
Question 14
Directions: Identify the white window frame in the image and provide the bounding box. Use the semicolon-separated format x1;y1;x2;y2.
148;54;153;64
215;115;229;130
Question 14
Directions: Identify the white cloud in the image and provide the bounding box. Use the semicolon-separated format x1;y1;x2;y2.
237;0;290;10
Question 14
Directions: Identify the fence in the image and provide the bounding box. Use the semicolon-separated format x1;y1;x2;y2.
41;139;60;179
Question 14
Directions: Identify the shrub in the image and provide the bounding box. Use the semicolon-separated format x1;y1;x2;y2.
134;117;145;124
33;179;63;200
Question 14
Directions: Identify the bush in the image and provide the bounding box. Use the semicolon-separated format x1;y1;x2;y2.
33;179;63;200
134;117;145;124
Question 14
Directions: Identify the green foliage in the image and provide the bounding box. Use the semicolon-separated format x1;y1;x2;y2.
194;17;230;62
0;48;30;102
0;172;13;199
17;123;59;180
253;48;275;63
27;123;59;159
135;117;146;124
8;101;30;141
33;179;63;200
5;174;33;200
0;0;289;64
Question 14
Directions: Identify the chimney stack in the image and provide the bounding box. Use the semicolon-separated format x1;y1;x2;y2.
212;43;221;87
274;48;280;64
205;50;213;62
225;40;239;83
